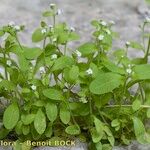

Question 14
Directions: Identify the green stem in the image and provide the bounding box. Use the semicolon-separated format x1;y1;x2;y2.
139;83;145;104
89;97;92;115
144;36;150;62
98;110;108;124
3;52;8;80
43;38;47;67
15;36;23;51
53;15;56;27
142;23;146;50
64;43;67;55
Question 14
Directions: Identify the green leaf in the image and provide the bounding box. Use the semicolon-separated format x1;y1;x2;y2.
8;45;29;72
15;121;23;135
147;109;150;118
32;28;45;42
24;47;42;60
0;127;9;139
0;80;15;91
22;125;30;135
130;41;144;50
68;32;80;41
94;117;104;134
78;42;97;56
42;11;53;17
132;64;150;80
60;103;70;124
0;29;4;37
57;33;68;44
34;109;46;134
45;44;57;56
69;65;79;81
90;63;99;78
43;88;64;100
52;56;75;71
21;114;35;125
145;0;150;4
103;125;115;146
133;117;146;143
90;72;123;95
65;125;81;135
91;20;100;28
132;58;147;65
3;102;19;130
103;60;125;75
18;54;29;72
108;136;115;146
132;99;141;111
91;128;102;143
102;144;112;150
111;119;120;127
104;126;113;137
45;102;58;122
95;142;102;150
45;123;53;138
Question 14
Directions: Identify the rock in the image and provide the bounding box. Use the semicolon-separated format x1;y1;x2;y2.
0;0;149;51
0;147;12;150
113;141;150;150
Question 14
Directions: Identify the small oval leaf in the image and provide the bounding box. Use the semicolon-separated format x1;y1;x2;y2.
3;102;20;130
34;109;46;134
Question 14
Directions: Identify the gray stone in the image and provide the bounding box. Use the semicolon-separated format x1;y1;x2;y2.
0;147;12;150
0;0;149;52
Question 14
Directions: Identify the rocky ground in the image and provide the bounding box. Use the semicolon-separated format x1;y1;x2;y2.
0;0;150;56
0;0;150;150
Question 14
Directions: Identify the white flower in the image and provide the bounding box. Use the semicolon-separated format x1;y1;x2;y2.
8;21;15;27
126;41;130;46
50;3;56;9
126;68;132;74
75;50;82;57
121;55;124;58
51;54;58;60
86;68;93;75
128;64;132;68
110;20;115;25
70;27;75;32
14;25;20;31
39;66;46;74
31;85;37;91
101;21;107;26
56;9;63;15
145;17;150;23
6;60;12;66
41;28;47;34
98;34;104;41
